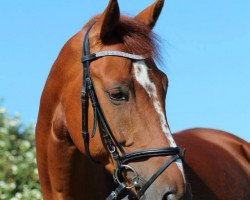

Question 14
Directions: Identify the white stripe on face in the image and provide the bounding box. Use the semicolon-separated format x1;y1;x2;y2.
133;61;185;180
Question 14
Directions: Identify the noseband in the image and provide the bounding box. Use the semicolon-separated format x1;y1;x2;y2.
81;22;184;200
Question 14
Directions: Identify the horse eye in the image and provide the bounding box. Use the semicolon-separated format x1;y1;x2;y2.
108;90;128;102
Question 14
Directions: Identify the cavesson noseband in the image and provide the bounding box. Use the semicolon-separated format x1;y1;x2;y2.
81;22;184;200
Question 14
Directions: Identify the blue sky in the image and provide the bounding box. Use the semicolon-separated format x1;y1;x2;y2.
0;0;249;141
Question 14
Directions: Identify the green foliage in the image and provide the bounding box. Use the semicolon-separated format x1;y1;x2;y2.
0;106;41;200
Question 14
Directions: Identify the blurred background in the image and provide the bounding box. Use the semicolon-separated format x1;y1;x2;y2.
0;1;249;199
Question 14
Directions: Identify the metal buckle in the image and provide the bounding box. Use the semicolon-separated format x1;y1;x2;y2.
114;165;140;189
108;145;116;153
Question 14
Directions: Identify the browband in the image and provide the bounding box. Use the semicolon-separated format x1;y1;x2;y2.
81;51;146;63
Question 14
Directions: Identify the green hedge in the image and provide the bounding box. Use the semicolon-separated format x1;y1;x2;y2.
0;106;41;200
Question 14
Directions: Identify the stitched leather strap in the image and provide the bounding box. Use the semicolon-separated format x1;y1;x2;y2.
121;147;181;164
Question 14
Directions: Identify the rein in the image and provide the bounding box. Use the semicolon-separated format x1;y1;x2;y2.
81;22;184;200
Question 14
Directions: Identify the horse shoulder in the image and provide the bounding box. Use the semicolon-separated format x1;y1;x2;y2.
173;128;250;200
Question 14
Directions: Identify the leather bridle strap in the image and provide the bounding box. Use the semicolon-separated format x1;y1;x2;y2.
81;22;93;161
136;155;181;199
121;147;181;164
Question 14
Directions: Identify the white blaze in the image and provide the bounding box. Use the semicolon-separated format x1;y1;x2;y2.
133;61;185;179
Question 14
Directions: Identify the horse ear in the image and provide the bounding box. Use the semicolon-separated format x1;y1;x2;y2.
134;0;164;29
96;0;120;41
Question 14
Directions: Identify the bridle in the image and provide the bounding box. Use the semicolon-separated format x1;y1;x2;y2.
81;22;184;200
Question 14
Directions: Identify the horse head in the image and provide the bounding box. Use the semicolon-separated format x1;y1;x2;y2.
76;0;187;199
37;0;189;199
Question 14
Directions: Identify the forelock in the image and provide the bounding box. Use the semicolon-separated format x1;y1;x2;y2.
105;16;160;61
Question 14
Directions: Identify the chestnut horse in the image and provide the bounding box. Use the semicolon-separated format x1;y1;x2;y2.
35;0;250;200
174;128;250;200
36;0;188;199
